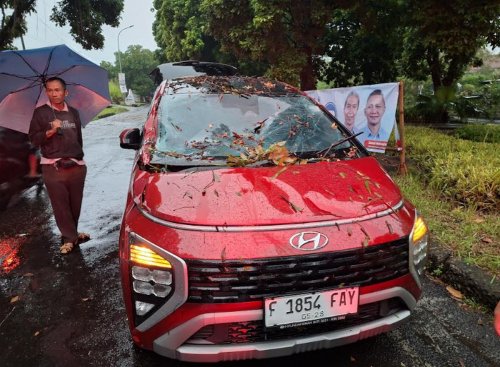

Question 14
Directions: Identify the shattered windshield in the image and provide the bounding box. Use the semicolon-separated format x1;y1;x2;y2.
153;77;360;167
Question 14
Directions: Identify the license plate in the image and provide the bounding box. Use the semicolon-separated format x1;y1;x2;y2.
264;287;359;328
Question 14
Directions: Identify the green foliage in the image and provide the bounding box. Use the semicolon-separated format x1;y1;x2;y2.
405;126;499;212
94;106;128;120
50;0;124;49
100;61;117;81
401;0;499;92
108;80;123;105
152;0;499;99
320;2;405;87
153;0;208;61
395;173;499;275
0;0;36;50
403;61;500;123
454;124;500;144
1;1;124;50
118;45;159;100
405;94;454;124
201;0;339;89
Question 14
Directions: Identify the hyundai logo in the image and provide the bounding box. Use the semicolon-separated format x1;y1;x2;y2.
289;232;329;251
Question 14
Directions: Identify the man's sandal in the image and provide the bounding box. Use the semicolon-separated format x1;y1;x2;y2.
60;242;74;254
77;233;91;243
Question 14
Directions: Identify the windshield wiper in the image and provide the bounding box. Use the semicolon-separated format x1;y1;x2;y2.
319;131;363;157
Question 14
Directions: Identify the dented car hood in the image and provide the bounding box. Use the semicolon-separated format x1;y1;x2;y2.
132;156;402;226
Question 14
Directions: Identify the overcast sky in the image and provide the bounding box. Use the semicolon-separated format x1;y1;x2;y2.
12;0;158;65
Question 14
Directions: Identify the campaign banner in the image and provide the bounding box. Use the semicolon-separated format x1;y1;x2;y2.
306;82;399;153
118;72;128;93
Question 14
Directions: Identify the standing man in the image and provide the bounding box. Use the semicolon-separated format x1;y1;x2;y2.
357;89;390;147
342;91;360;133
29;77;90;254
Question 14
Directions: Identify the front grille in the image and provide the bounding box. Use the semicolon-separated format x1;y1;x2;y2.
187;237;409;303
186;298;407;344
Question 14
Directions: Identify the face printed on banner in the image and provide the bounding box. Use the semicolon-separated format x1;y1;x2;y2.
343;92;359;131
364;92;386;128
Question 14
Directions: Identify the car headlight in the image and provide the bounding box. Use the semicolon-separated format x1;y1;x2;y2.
409;212;429;285
128;233;175;321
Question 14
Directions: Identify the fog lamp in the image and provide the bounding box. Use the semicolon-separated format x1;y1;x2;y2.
152;269;172;285
132;266;151;282
133;280;153;295
153;284;172;298
135;301;154;316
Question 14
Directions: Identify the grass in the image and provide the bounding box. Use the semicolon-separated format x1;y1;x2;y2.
93;105;129;120
393;165;500;277
385;124;499;276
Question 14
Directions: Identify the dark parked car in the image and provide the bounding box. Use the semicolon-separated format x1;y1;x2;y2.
118;71;429;362
0;127;40;209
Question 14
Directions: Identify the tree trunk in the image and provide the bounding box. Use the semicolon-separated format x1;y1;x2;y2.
299;49;316;91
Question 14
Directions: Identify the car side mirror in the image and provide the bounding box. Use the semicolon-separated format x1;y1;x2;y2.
119;128;142;150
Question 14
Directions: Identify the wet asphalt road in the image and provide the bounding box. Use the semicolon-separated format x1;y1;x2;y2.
0;106;499;367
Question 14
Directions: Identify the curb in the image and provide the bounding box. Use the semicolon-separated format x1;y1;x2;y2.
426;242;500;310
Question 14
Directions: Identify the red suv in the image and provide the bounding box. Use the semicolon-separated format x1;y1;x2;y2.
118;71;428;362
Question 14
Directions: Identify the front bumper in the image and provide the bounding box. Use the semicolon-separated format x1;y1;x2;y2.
153;286;417;362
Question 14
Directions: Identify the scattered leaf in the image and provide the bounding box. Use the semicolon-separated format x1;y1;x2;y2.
289;202;303;213
339;172;347;178
473;218;484;223
280;196;303;213
364;180;372;194
82;298;90;302
10;296;19;304
446;285;463;300
362;238;369;248
477;318;484;326
481;237;493;244
272;166;288;179
350;356;356;362
34;331;40;337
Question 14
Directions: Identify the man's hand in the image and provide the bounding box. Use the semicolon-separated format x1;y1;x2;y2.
51;119;62;129
46;119;62;138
